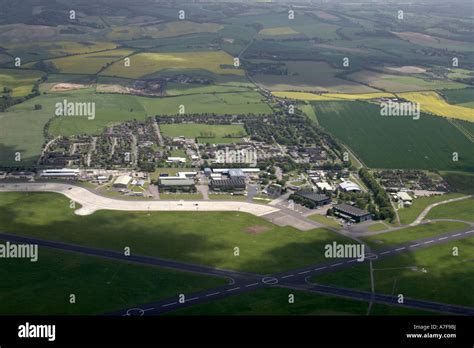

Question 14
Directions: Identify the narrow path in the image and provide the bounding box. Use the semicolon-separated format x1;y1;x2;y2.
411;195;472;226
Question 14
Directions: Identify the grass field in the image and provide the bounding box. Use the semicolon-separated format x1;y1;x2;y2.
397;91;474;122
0;245;225;315
308;214;341;229
254;61;376;93
426;198;474;222
397;193;465;225
313;101;474;171
273;91;394;101
160;193;203;200
367;222;388;232
258;27;300;36
440;88;474;105
169;287;433;315
441;171;474;194
0;68;44;97
362;221;469;250
28;48;134;75
314;236;474;308
348;70;466;92
106;21;222;41
5;41;118;62
0;192;351;274
102;51;244;79
160;123;246;143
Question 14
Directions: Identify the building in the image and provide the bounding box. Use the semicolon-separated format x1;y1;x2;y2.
333;204;371;223
228;169;245;179
113;175;132;188
338;181;362;192
40;168;80;178
397;191;413;206
315;181;333;192
295;191;331;206
159;178;195;192
166;157;186;164
209;177;246;192
204;168;212;177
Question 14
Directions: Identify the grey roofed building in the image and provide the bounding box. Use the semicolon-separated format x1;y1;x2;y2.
159;178;195;187
209;177;246;192
333;203;371;223
295;191;331;206
228;169;245;178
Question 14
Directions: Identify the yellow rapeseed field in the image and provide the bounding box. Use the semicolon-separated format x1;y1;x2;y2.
397;91;474;122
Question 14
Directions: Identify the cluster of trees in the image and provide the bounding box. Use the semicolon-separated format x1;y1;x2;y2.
289;193;320;209
359;168;395;221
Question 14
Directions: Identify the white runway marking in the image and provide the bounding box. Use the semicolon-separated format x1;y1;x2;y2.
281;274;294;279
162;302;177;307
206;292;220;297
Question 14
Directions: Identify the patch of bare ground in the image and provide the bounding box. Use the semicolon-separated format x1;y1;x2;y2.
51;83;90;91
245;226;271;234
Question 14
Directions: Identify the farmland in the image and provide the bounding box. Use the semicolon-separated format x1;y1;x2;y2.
160;123;246;144
397;91;474;122
313;101;474;171
102;51;244;79
253;61;376;93
0;68;44;97
26;48;134;75
273;91;394;101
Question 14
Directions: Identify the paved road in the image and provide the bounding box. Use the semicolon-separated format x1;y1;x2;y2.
411;195;472;226
0;183;279;217
1;227;472;316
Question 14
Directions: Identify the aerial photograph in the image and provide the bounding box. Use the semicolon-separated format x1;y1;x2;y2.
0;0;472;345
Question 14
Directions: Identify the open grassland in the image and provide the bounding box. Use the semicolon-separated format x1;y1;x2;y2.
426;198;474;222
254;61;376;93
28;49;134;75
258;26;300;37
102;51;244;79
440;88;474;105
160;123;246;143
0;192;351;274
441;171;474;194
313;101;474;171
169;287;432;316
5;41;117;62
348;70;466;92
106;21;222;41
392;31;474;52
362;221;469;250
165;83;251;96
313;237;474;308
0;68;43;97
0;109;50;166
397;91;474;122
273;91;394;101
397;193;465;225
0;246;225;315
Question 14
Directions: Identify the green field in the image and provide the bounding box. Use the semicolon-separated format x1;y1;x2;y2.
308;214;341;229
169;287;433;316
348;70;466;92
0;192;351;274
27;48;134;74
160;123;246;143
102;51;244;79
254;61;376;93
313;237;474;308
397;193;464;225
0;68;44;97
314;101;474;171
367;222;388;232
426;198;474;222
0;244;225;315
442;171;474;194
440;88;474;105
362;221;469;250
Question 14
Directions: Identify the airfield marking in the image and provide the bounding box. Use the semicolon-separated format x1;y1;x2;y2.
227;287;241;292
162;302;177;308
245;283;259;287
281;274;295;279
206;292;220;297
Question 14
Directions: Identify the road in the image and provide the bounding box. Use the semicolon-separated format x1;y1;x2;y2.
411;195;472;225
1;226;472;316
